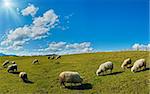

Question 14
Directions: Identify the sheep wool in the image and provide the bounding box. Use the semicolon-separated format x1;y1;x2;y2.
19;72;28;82
121;58;131;69
96;61;113;76
131;59;146;72
2;60;9;67
59;71;83;86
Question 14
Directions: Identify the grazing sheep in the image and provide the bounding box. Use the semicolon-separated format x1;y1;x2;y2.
131;59;146;72
48;56;50;59
96;61;113;76
32;59;39;64
2;60;9;67
7;64;17;72
51;56;55;59
19;72;28;82
11;61;16;64
55;55;61;59
48;56;55;59
121;58;131;69
59;71;83;86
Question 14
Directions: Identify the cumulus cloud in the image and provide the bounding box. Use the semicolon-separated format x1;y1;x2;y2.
0;42;93;56
21;4;39;17
132;43;150;51
38;42;67;52
1;9;59;50
37;42;93;55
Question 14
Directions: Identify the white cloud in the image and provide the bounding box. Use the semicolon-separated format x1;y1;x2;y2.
38;42;67;52
1;9;59;50
37;42;93;55
21;4;39;17
132;43;150;51
66;42;91;49
33;10;58;27
0;42;93;56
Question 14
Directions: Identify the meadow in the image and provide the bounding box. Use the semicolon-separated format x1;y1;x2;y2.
0;51;149;94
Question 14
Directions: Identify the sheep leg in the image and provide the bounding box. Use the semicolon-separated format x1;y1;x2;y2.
142;66;146;71
102;71;104;76
137;67;140;72
143;64;146;70
60;81;65;87
125;66;127;69
110;69;112;74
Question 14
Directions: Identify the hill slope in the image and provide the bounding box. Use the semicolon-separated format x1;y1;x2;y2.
0;51;149;94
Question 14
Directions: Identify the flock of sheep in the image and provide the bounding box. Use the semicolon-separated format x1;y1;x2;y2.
96;58;146;76
1;56;147;88
58;58;147;87
2;60;29;82
1;55;61;83
47;55;61;60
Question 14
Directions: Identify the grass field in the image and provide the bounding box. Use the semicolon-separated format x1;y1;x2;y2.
0;51;149;94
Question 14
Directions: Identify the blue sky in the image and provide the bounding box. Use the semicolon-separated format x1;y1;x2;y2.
0;0;149;55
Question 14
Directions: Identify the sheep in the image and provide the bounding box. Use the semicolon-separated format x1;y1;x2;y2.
2;60;9;67
121;58;132;69
59;71;83;87
32;59;39;64
19;72;28;82
48;56;50;59
55;55;61;59
96;61;113;76
48;56;55;59
7;64;17;72
51;56;55;59
11;61;16;64
131;59;146;72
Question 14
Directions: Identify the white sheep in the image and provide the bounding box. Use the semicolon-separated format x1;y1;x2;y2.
48;56;50;59
59;71;83;86
121;58;131;69
2;60;9;67
32;59;39;64
48;56;55;59
7;64;17;72
96;61;113;76
131;59;146;72
55;55;61;59
11;61;16;64
19;72;28;82
51;56;55;59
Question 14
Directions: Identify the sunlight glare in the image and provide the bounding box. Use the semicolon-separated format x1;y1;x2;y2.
4;0;13;8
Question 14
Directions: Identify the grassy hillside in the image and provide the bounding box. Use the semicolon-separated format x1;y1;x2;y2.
0;51;149;94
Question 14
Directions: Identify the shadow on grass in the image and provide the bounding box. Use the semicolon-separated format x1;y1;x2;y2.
65;83;92;90
55;61;60;64
10;71;20;74
23;80;34;84
10;72;34;84
145;68;150;71
32;63;40;65
136;68;150;72
102;71;124;76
